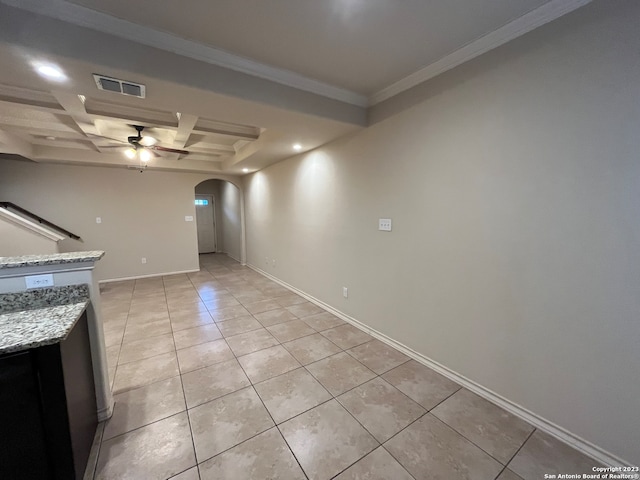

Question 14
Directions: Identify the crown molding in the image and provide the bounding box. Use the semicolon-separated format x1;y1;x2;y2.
0;0;369;107
369;0;593;105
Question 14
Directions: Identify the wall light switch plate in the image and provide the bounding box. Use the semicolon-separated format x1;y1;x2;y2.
185;216;194;222
378;218;392;231
25;274;54;289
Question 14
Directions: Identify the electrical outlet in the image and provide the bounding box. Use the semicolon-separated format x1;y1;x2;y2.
343;287;348;298
25;274;54;289
378;218;392;231
272;259;276;267
96;217;102;224
141;257;147;264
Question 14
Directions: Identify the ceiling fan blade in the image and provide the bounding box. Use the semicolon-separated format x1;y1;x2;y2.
87;133;127;144
151;145;190;155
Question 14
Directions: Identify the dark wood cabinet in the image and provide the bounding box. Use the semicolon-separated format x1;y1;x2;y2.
0;312;98;479
0;350;50;478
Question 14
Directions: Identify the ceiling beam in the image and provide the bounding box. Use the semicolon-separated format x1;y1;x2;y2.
0;127;34;158
173;114;198;149
192;126;260;141
51;91;101;141
0;97;66;116
221;131;278;171
31;145;224;173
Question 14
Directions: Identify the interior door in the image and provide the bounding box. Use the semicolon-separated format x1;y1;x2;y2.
195;195;216;253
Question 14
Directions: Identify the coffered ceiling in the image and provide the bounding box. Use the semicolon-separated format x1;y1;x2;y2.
0;0;591;175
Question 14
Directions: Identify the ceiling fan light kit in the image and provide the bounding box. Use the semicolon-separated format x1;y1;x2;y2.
107;125;191;170
124;147;136;159
139;149;152;163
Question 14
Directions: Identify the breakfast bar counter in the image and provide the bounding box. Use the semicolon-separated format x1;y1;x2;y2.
0;284;90;354
0;251;112;479
0;284;97;479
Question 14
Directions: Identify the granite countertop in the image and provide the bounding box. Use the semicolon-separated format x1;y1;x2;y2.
0;302;89;354
0;251;105;269
0;285;91;355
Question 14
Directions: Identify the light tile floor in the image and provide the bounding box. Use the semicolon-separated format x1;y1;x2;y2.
94;253;599;480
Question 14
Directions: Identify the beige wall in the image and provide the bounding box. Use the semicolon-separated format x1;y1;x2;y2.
195;179;242;259
243;0;640;464
219;181;242;261
0;160;241;281
0;219;59;256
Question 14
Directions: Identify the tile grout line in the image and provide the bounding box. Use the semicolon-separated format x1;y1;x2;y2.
378;385;462;447
293;354;394;476
164;275;200;479
493;427;537;479
103;264;367;437
232;346;311;480
101;255;473;479
422;385;537;470
189;259;371;478
368;382;466;477
189;258;307;474
181;265;221;478
95;281;134;478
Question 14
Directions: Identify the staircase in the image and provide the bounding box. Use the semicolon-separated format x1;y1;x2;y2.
0;202;81;257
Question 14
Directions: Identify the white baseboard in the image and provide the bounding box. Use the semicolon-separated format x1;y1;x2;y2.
83;422;104;480
99;268;200;284
96;402;113;422
204;250;244;265
224;252;242;264
247;263;629;468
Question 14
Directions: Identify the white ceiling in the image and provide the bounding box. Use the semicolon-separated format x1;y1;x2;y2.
0;0;591;174
67;0;553;95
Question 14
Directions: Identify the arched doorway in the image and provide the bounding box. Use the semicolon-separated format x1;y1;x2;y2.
194;179;245;265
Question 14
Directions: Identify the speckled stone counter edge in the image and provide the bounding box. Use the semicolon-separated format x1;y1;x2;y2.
0;251;105;269
0;284;90;314
0;301;89;354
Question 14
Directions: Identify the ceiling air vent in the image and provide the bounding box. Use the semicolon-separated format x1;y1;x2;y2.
93;74;146;98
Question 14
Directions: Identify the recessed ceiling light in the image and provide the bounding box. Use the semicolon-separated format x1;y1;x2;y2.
242;168;249;173
32;62;67;82
293;143;302;151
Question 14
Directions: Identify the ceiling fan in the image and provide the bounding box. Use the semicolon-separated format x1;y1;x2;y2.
123;125;189;162
94;125;190;164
